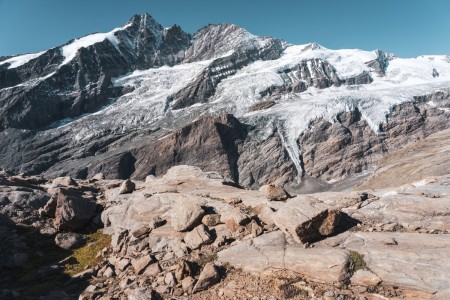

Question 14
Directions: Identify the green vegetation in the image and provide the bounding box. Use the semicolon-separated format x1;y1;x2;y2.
64;230;111;276
349;250;367;272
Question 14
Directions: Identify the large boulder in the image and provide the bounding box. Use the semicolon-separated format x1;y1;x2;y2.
170;196;205;232
54;188;96;231
272;197;340;243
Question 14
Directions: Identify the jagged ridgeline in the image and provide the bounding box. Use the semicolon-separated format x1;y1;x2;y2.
0;13;449;192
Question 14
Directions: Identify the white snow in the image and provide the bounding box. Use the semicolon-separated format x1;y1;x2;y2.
35;40;450;174
61;23;132;65
0;51;46;69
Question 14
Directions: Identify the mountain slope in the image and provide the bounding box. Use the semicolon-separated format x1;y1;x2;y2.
0;13;449;191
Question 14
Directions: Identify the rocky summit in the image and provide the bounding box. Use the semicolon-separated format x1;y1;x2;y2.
0;11;449;300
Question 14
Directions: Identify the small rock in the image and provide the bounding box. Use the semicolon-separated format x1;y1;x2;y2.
54;232;86;250
252;205;275;226
91;173;105;181
251;221;263;237
224;197;242;205
351;269;381;287
143;263;162;277
358;192;369;202
128;288;154;300
117;258;130;271
131;226;151;238
184;224;213;250
39;197;57;218
181;276;196;293
259;184;290;201
132;255;152;275
192;262;221;293
201;214;221;227
103;267;114;278
164;272;177;287
119;179;135;194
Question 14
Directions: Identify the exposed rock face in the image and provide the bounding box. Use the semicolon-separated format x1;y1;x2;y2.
217;231;350;284
259;59;372;99
131;114;249;183
299;100;450;182
0;13;191;131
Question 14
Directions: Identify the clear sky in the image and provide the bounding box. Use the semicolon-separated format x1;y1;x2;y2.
1;0;449;58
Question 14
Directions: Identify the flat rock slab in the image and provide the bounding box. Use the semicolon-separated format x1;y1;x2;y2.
341;232;450;296
217;231;350;284
346;177;450;231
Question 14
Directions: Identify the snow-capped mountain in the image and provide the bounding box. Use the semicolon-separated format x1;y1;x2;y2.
0;13;449;191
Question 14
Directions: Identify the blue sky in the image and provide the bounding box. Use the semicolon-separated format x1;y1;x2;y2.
0;0;449;58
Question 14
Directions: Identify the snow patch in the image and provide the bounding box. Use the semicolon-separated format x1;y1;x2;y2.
1;51;46;69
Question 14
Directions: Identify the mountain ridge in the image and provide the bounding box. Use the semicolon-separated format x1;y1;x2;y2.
0;13;449;192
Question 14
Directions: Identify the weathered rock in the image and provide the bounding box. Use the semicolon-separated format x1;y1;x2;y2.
143;263;162;277
128;288;154;300
54;232;86;250
272;197;340;243
164;271;177;287
103;267;114;278
119;179;135;194
218;231;350;284
170;197;205;231
54;188;96;231
252;205;275;226
39;197;57;218
192;262;221;293
181;276;196;293
51;176;78;187
250;221;263;237
259;184;290;201
340;232;450;295
117;258;130;271
92;173;105;180
132;255;152;275
350;269;381;287
184;224;213;250
201;214;221;227
131;226;151;239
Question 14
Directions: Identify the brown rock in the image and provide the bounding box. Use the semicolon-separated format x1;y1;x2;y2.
181;276;196;293
192;263;221;293
170;197;205;232
54;188;96;231
143;263;162;277
259;184;290;201
184;224;213;250
272;197;340;243
351;269;381;287
119;179;135;194
132;255;152;275
201;214;221;227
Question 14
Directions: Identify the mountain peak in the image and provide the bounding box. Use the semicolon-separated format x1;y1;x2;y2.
127;12;164;31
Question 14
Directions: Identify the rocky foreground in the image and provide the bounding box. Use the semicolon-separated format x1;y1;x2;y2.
0;129;450;300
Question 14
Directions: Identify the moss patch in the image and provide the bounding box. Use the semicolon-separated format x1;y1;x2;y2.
349;250;367;272
64;230;111;276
